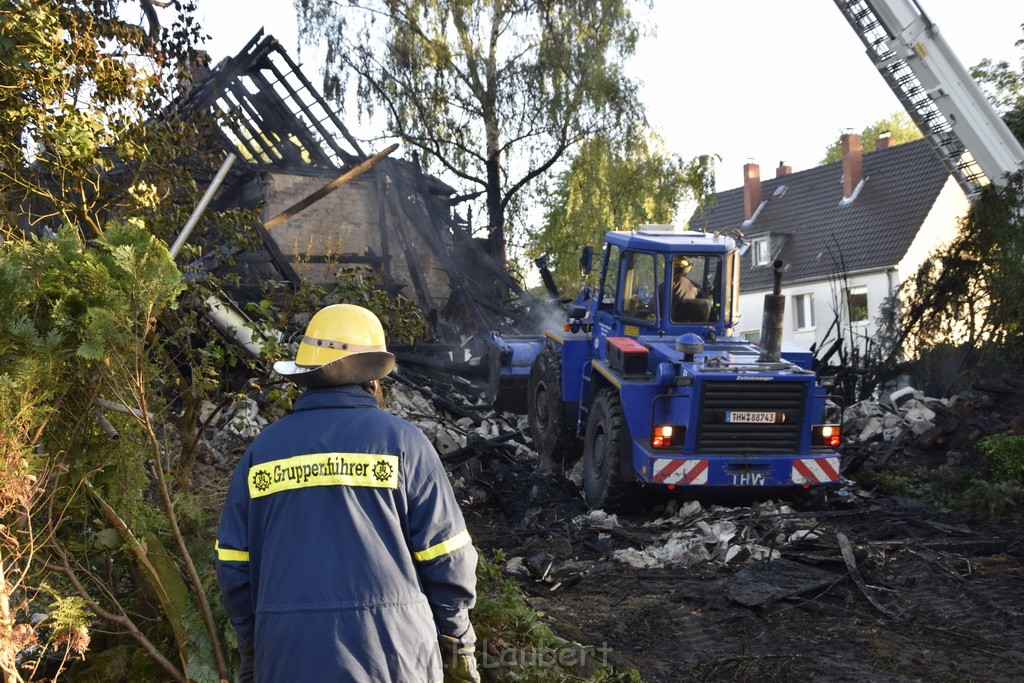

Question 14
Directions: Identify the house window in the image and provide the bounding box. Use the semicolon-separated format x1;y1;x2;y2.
751;237;770;266
846;286;868;323
740;330;761;343
793;294;815;330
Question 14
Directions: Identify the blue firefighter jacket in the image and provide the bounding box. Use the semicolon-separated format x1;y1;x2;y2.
215;385;478;682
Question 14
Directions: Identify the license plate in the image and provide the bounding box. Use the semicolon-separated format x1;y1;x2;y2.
726;411;776;423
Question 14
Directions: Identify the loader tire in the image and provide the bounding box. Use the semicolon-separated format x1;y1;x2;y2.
583;388;633;510
527;350;579;469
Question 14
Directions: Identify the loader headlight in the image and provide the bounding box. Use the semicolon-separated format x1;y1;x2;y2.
814;424;842;448
652;425;684;449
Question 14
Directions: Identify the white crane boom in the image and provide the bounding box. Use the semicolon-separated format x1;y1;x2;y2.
834;0;1024;196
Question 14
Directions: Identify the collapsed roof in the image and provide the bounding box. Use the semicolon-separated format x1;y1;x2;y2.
175;30;554;378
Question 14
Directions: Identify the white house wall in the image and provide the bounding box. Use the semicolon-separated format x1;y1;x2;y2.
737;271;893;355
896;176;969;281
736;177;968;358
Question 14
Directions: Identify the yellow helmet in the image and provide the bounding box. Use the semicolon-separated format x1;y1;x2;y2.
673;255;692;273
273;304;396;387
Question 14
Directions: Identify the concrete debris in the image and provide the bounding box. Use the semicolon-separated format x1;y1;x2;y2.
573;511;620;529
788;529;824;543
568;501;798;569
224;397;267;439
566;458;585;488
842;377;1024;474
613;532;710;569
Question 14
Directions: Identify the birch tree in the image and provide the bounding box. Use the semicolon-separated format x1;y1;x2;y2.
297;0;650;266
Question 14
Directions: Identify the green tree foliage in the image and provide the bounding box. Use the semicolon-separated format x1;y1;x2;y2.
891;173;1024;392
977;434;1024;484
1;0;213;244
528;131;715;296
296;0;650;263
0;2;265;680
972;26;1024;144
0;222;204;680
820;111;922;164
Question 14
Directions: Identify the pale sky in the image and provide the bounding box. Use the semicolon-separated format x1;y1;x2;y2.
187;0;1023;193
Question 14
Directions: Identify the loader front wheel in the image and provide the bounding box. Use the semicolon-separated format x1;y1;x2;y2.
583;388;632;510
528;350;579;471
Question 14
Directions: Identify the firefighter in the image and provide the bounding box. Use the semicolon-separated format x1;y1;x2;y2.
215;304;480;682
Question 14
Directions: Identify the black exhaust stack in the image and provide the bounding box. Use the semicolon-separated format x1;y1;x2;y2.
757;260;785;363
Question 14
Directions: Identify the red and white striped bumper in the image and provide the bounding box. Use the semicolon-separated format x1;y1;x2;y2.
791;457;840;485
652;458;709;485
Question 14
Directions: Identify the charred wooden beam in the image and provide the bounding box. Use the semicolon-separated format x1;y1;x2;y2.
390;370;485;425
381;184;434;316
264;144;399;230
440;430;523;468
392;351;489;378
270;42;365;161
176;31;363;171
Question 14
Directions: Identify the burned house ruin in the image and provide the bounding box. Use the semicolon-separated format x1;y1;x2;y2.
177;31;551;380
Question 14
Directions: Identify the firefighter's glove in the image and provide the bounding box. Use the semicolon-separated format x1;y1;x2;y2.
438;634;480;683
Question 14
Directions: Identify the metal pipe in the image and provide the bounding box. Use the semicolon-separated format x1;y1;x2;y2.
204;295;281;358
95;412;121;441
757;260;786;363
169;153;238;258
94;398;154;421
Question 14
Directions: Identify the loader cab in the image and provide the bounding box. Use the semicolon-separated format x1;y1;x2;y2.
593;228;741;340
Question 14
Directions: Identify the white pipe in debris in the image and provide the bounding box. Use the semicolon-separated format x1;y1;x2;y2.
94;398;154;421
205;295;280;358
169;152;238;259
95;412;121;440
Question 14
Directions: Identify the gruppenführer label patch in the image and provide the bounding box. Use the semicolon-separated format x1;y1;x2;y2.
248;452;398;498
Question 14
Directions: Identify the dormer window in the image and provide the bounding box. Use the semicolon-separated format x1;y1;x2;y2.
751;237;770;266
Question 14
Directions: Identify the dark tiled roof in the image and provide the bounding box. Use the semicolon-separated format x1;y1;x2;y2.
688;138;955;291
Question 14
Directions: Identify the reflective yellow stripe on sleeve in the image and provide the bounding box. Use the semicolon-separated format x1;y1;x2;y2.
215;540;250;563
412;529;471;562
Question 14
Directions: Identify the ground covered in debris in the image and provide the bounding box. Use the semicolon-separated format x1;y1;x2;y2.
202;375;1024;681
383;375;1024;682
468;483;1023;681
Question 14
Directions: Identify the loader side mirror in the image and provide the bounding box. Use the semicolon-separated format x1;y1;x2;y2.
579;246;593;276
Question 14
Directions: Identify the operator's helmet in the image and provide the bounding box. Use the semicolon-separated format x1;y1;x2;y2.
273;304;396;387
673;255;693;273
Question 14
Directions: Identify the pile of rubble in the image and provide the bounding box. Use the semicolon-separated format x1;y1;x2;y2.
840;377;1024;475
385;376;530;461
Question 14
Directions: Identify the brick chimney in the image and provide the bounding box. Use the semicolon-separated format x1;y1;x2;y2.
842;133;863;199
776;161;792;177
874;131;892;150
743;162;761;220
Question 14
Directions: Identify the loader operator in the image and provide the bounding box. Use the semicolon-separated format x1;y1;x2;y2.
215;304;480;683
672;255;701;300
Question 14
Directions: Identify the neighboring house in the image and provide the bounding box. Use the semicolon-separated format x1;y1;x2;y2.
689;133;969;360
